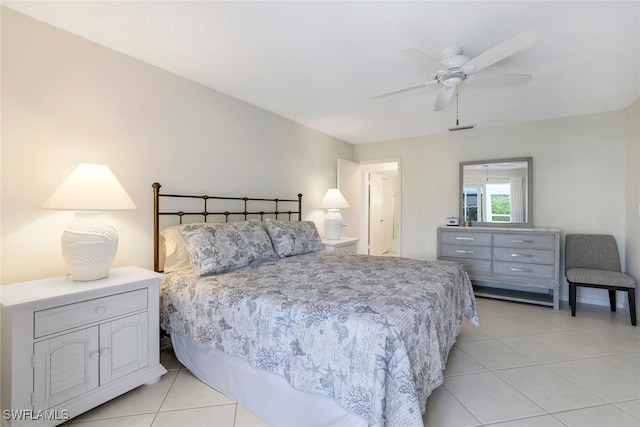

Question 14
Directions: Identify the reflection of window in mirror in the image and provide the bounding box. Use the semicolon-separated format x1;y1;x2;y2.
462;186;480;221
460;157;532;227
486;183;510;222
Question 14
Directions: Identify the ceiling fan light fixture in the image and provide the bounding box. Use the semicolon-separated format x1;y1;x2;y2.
441;75;463;88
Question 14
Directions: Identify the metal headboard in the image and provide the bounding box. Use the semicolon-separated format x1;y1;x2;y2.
152;182;302;272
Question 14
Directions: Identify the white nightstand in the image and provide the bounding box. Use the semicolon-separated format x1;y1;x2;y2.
0;266;167;427
322;237;360;254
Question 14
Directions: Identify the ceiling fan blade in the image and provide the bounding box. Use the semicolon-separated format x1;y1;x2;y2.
434;86;456;111
401;48;447;75
372;80;438;99
462;27;545;74
470;72;533;85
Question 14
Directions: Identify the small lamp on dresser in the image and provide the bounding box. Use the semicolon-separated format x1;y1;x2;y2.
41;163;137;281
319;188;350;240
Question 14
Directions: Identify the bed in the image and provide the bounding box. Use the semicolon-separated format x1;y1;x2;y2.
153;183;479;427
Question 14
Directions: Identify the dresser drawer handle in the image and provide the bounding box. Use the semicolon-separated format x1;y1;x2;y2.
456;250;474;254
511;253;533;257
510;239;531;243
95;306;107;315
510;267;533;272
456;237;475;240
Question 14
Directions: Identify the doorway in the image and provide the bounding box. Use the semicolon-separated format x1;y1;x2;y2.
367;168;399;256
338;159;400;256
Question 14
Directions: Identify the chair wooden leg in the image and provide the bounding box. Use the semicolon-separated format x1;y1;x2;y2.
628;288;637;326
609;289;617;312
569;282;577;317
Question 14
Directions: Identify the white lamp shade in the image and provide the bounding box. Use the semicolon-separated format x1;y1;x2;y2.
42;163;137;211
318;189;350;209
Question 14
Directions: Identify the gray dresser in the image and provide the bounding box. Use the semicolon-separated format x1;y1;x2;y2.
437;226;561;309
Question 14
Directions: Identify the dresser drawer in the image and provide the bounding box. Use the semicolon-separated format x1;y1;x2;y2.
493;233;555;249
440;257;492;276
440;244;492;260
493;261;555;280
492;247;555;265
440;231;492;246
34;288;148;338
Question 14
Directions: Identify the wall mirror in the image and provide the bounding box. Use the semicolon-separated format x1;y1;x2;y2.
459;157;533;228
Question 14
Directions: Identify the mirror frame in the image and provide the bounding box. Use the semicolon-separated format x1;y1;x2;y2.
459;157;533;229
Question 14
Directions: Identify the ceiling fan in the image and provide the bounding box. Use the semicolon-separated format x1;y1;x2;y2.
372;28;545;111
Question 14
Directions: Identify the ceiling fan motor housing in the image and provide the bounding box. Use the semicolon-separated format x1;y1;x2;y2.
439;46;470;69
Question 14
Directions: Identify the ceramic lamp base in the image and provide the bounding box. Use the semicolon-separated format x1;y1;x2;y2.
324;209;344;240
61;218;118;281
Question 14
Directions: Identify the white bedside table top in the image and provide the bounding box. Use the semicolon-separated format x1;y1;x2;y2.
322;236;360;247
0;266;164;309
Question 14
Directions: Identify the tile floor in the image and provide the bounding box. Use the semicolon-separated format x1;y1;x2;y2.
64;297;640;427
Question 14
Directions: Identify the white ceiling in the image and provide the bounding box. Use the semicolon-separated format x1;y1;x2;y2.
4;1;640;144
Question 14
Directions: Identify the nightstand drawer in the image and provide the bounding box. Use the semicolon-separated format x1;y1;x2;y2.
34;288;147;338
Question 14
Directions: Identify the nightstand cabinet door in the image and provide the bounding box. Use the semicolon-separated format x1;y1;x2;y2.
100;312;149;384
33;328;100;410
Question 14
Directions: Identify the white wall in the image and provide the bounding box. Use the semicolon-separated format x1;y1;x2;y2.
354;111;632;305
1;8;353;284
625;98;640;310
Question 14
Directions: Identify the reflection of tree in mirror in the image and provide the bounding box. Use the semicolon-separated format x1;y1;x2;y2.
467;206;478;221
491;195;510;222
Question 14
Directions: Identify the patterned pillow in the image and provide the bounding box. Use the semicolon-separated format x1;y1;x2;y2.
179;220;277;277
264;218;323;258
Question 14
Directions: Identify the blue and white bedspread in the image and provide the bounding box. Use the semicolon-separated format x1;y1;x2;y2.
160;251;479;427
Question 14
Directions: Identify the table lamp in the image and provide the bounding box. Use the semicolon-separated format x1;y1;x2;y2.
41;163;137;281
318;188;350;240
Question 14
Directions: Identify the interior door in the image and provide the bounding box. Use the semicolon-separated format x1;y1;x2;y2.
337;158;361;243
369;173;393;256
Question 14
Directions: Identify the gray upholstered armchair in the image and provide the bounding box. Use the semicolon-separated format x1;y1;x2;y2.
565;234;636;326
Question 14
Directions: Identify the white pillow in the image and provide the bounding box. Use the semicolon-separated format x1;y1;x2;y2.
160;225;193;272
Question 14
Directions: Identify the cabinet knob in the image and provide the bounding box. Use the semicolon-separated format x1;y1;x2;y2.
95;306;107;315
89;351;100;360
101;348;111;357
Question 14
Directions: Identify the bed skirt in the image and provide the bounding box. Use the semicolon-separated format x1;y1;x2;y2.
171;331;368;427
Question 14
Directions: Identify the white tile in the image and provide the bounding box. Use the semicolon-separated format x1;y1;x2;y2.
499;335;582;364
152;405;236;427
456;339;537;370
615;399;640;420
73;371;177;421
472;316;535;339
444;372;545;424
445;346;488;376
539;330;628;357
160;370;234;411
423;385;481;427
234;405;271;427
546;357;640;402
457;320;494;342
553;404;640;427
485;414;567;427
578;326;640;352
495;365;605;413
69;414;155;426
